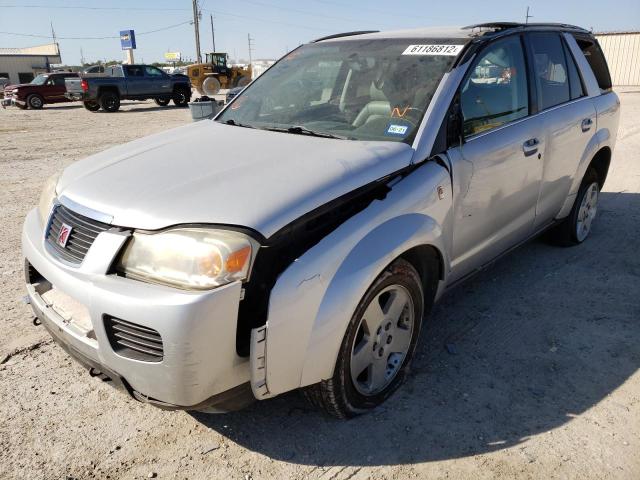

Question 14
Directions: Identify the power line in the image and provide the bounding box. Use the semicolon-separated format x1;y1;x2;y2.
0;4;190;11
0;20;193;40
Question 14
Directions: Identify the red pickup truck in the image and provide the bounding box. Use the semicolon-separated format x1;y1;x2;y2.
1;72;78;109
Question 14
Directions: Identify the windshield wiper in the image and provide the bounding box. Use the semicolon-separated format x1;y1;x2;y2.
263;125;353;140
224;119;255;129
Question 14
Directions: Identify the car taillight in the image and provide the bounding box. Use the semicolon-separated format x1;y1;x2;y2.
80;79;88;92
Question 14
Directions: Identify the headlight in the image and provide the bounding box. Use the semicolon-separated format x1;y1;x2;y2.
116;228;259;290
38;173;60;226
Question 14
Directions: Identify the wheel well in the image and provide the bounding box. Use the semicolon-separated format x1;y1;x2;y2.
400;245;444;305
98;87;119;97
588;147;611;189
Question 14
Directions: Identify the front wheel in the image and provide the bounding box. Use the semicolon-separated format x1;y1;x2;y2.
154;98;170;106
172;88;190;107
27;94;44;109
547;168;600;246
304;258;425;418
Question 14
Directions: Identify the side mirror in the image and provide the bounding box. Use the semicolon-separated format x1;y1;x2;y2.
446;96;463;147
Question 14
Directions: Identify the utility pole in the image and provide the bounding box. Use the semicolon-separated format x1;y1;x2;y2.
210;14;216;53
247;33;254;67
192;0;202;63
525;6;533;24
80;47;85;66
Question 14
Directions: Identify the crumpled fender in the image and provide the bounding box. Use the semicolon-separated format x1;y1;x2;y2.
251;163;451;398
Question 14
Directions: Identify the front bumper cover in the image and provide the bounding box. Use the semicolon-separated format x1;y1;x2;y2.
22;208;251;409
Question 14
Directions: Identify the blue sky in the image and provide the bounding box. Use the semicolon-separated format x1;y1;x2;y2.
0;0;638;65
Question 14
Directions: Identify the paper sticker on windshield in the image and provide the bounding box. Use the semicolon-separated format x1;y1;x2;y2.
402;44;464;56
386;124;409;137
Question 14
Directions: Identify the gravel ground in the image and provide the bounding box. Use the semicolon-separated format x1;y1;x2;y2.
0;93;639;480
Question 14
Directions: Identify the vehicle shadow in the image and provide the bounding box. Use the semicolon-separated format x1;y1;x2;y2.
191;191;640;466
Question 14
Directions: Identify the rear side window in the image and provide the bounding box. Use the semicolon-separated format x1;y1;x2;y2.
529;33;571;110
460;35;529;137
125;65;144;77
572;35;612;92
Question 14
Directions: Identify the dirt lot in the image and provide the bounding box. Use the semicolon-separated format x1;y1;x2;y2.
1;93;639;480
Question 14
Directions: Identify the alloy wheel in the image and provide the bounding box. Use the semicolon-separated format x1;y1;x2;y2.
350;284;415;395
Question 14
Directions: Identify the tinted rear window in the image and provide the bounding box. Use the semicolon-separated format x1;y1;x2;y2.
572;34;612;92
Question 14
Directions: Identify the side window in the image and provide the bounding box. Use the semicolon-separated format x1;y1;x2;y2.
461;35;529;137
529;33;571;110
144;66;164;77
125;65;144;77
572;35;612;92
52;76;66;86
562;41;585;100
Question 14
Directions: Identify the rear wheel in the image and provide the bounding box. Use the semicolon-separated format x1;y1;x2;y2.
27;94;44;109
547;168;600;246
202;76;221;95
99;91;120;112
154;98;170;106
83;101;100;112
304;258;426;418
172;88;190;107
235;76;250;88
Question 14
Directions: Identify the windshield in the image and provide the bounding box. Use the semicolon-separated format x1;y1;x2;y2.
217;38;461;143
30;74;49;85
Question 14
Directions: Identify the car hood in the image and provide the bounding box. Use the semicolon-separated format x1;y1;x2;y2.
5;83;29;91
57;120;414;238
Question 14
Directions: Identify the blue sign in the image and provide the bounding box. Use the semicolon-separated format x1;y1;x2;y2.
120;30;136;50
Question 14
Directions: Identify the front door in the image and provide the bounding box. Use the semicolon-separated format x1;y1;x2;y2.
144;66;172;95
447;34;545;283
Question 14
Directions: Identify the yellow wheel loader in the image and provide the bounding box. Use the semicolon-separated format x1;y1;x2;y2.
187;53;252;96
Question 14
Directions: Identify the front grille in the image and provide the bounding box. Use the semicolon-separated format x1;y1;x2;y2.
46;205;111;264
104;316;164;362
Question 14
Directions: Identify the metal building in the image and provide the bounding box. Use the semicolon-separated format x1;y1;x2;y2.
595;31;640;86
0;43;62;85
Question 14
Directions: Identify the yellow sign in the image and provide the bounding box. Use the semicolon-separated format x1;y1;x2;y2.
164;52;181;61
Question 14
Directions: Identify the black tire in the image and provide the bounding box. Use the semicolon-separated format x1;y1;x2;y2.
83;101;100;112
99;91;120;112
172;88;190;107
546;168;600;246
304;258;429;419
235;76;250;88
26;94;44;109
154;98;170;106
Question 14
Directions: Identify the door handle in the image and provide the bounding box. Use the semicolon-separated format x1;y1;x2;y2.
581;118;593;132
522;138;539;157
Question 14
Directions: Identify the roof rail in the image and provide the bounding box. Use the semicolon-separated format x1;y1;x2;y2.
463;22;589;33
312;30;379;43
462;22;521;31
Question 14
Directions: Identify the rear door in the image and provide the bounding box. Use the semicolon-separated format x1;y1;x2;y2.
525;32;597;228
123;65;146;96
447;34;545;282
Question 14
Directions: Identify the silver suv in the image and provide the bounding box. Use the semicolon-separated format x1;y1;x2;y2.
23;23;619;418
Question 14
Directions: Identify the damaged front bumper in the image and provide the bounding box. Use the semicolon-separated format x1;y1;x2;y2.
22;208;252;411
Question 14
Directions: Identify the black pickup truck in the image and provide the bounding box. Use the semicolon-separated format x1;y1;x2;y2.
65;64;191;112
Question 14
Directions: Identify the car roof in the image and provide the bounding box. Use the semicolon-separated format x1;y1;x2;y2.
313;22;591;44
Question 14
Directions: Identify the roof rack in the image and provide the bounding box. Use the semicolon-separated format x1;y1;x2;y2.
312;30;379;43
463;22;589;33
